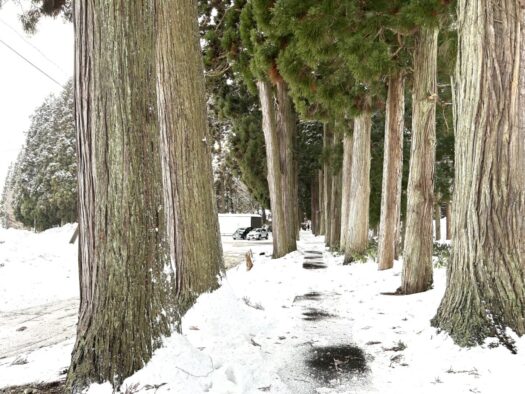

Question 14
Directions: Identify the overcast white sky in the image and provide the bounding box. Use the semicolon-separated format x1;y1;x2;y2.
0;1;73;188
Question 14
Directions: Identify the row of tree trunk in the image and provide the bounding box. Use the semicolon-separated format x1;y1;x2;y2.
311;27;440;295
311;1;525;348
68;1;223;391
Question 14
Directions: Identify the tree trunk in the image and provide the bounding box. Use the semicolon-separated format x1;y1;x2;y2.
340;133;353;251
400;27;438;294
329;135;342;249
155;0;224;309
323;123;333;246
275;80;299;248
432;0;525;347
434;204;441;241
311;175;319;235
344;112;372;263
377;72;405;270
67;1;223;390
318;169;325;235
257;80;288;258
68;2;171;389
445;203;452;240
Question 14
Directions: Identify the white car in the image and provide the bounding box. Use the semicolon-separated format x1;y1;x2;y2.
246;228;268;240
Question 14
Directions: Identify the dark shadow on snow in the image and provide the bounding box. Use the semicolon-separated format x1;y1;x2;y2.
302;308;337;321
302;262;327;269
293;292;324;302
305;345;367;382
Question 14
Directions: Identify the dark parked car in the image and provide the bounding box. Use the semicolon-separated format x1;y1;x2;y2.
232;227;253;240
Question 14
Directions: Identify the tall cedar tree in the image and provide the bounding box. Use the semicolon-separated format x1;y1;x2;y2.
67;0;222;390
432;0;525;349
397;1;454;293
223;0;298;257
272;1;381;254
273;1;453;269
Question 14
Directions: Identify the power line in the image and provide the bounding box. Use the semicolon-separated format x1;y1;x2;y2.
0;37;63;87
0;17;68;76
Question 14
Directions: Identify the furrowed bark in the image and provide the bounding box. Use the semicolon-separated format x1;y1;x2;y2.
445;203;451;240
155;0;223;310
400;27;438;294
377;72;405;270
432;0;525;348
68;0;224;390
344;112;372;263
275;80;299;248
68;1;172;389
257;80;288;258
340;133;353;251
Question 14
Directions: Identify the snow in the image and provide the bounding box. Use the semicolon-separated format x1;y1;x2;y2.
0;224;78;312
0;226;524;393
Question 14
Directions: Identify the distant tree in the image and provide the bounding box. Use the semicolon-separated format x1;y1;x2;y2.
200;1;270;211
12;81;76;230
0;163;23;229
297;121;323;224
222;0;299;258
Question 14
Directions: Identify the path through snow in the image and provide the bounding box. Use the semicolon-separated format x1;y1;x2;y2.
0;227;523;393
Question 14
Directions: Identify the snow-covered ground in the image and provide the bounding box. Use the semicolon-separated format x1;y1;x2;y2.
0;226;523;393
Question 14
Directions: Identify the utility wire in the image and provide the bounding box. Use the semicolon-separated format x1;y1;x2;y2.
0;37;62;87
0;17;68;75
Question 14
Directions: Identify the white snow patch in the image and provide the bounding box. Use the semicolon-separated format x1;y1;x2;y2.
0;228;523;394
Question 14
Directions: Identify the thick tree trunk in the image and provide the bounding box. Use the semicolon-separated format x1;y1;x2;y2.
445;203;452;240
329;135;342;249
323;123;333;246
434;204;441;241
400;27;438;294
156;0;224;309
275;80;299;247
68;3;172;390
318;169;325;235
67;1;223;390
377;72;405;270
344;112;372;263
340;133;353;251
433;0;525;347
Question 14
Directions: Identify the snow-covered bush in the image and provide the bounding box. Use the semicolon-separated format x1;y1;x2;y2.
10;81;77;231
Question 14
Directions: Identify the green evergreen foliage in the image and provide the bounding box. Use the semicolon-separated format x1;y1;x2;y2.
297;121;323;219
205;0;456;223
12;81;77;230
200;0;270;208
369;114;386;230
221;83;270;208
434;29;456;205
